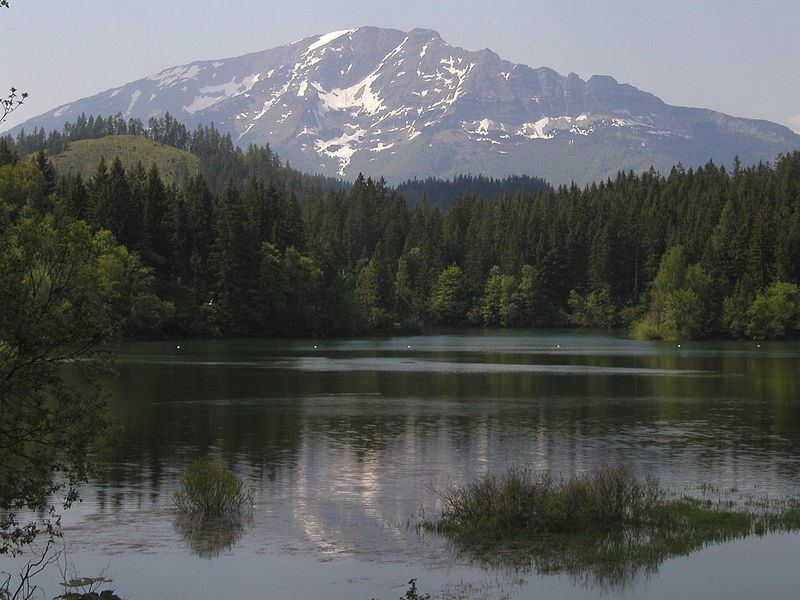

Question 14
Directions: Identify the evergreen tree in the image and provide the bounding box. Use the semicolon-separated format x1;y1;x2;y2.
87;158;113;230
143;164;172;269
32;150;56;197
210;180;261;333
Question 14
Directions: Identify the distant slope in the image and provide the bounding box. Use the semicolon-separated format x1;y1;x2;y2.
9;26;800;185
49;135;200;183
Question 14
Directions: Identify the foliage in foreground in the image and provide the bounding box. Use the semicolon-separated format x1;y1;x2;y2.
173;458;253;516
56;577;121;600
56;593;120;600
0;210;163;562
425;466;800;588
370;579;431;600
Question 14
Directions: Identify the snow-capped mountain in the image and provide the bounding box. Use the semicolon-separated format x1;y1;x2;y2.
10;27;800;184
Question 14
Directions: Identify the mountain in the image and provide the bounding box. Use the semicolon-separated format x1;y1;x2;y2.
8;27;800;185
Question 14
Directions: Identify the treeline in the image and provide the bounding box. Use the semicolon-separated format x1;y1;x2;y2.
2;119;800;340
310;156;800;340
3;112;347;200
396;174;551;209
8;112;188;155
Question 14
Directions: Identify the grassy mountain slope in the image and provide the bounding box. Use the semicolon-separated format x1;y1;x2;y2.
49;135;200;183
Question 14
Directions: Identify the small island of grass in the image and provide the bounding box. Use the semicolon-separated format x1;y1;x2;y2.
423;465;800;586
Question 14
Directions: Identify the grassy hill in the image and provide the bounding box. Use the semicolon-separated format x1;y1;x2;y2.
49;135;201;183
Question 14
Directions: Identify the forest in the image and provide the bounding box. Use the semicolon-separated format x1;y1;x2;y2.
2;114;800;341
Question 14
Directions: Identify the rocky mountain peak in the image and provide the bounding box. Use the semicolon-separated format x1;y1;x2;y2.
8;26;800;185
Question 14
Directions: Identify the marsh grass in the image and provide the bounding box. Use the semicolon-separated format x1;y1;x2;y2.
430;465;661;539
424;465;800;589
173;458;253;516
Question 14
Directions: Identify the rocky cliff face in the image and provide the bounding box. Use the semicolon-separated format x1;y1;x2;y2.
11;26;800;184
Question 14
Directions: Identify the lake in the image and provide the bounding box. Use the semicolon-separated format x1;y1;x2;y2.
8;330;800;599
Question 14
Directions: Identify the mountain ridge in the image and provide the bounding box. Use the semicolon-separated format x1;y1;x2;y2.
7;26;800;185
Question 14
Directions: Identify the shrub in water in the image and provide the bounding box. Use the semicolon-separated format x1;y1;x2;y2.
173;457;253;516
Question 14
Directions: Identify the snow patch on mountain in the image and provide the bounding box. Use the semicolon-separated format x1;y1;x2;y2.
371;142;394;152
305;29;356;54
52;104;71;118
316;72;386;115
464;119;505;136
570;124;593;136
254;81;291;120
517;118;555;140
238;123;255;140
314;126;366;175
148;65;203;88
126;90;141;115
183;74;262;114
183;95;222;114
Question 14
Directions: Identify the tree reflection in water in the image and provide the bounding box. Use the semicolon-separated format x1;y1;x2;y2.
173;513;250;559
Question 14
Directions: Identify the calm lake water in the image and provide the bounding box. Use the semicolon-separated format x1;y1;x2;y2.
9;330;800;599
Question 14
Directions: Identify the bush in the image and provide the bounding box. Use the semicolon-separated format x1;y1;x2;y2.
630;318;662;340
568;287;618;328
745;282;800;340
173;458;253;516
432;465;661;539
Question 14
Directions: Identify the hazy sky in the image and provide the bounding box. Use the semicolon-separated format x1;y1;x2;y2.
2;0;799;132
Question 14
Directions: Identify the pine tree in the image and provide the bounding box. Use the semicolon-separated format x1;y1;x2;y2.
0;138;16;166
87;158;113;230
143;164;172;269
32;151;56;197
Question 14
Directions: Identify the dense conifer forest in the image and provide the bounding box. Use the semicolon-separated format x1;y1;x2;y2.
395;174;551;209
2;115;800;340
